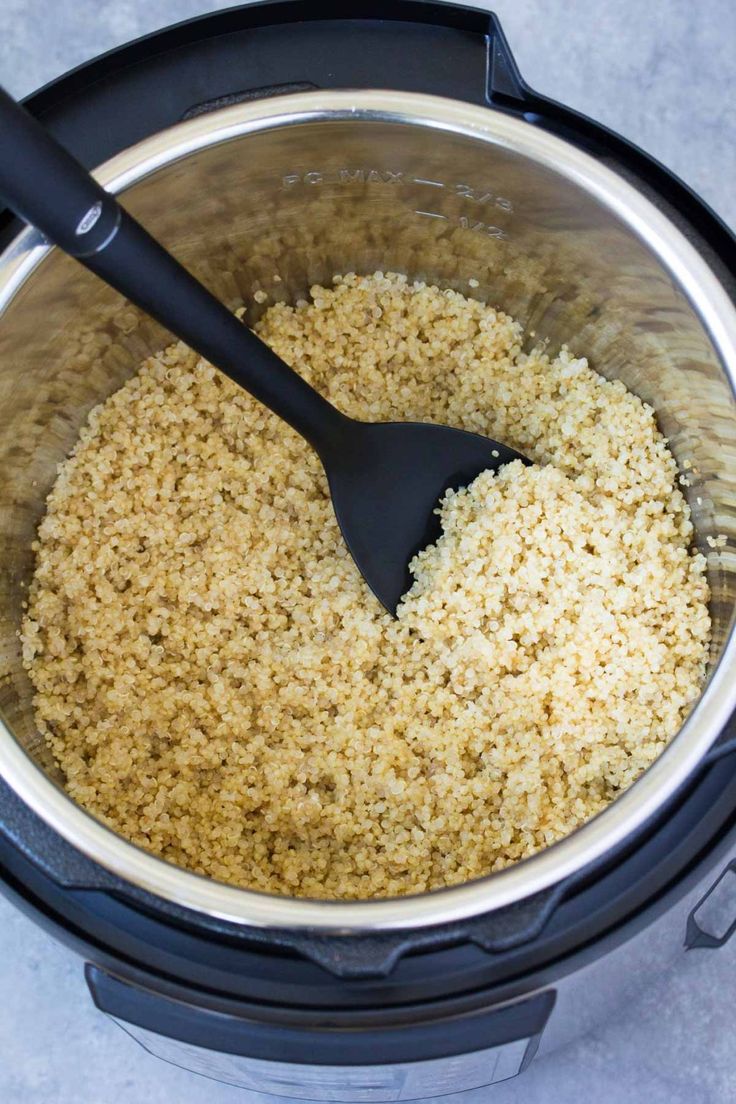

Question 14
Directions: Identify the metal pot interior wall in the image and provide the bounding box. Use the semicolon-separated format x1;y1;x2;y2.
1;110;735;860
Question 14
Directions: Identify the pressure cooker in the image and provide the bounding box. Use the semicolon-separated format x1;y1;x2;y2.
1;1;736;1098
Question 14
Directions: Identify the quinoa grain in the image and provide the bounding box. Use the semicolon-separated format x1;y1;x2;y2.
20;272;711;898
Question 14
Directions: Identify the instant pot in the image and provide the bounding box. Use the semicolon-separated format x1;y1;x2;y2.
2;1;736;1097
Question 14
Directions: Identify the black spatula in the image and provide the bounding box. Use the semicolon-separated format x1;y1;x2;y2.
0;87;528;614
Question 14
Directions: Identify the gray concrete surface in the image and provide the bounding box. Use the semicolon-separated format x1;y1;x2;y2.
1;1;735;1102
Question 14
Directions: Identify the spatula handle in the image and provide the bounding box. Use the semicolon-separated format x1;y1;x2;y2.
0;86;350;454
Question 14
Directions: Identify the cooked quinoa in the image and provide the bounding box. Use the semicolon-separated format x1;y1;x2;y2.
20;272;711;899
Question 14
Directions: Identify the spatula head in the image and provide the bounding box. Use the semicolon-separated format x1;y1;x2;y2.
324;421;529;614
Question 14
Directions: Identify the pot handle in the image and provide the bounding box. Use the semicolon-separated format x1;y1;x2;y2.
178;9;531;120
704;711;736;765
685;859;736;949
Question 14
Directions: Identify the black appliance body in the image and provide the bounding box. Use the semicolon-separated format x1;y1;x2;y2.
1;3;736;1099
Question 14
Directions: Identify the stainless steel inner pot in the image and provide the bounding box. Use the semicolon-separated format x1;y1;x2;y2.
1;91;735;931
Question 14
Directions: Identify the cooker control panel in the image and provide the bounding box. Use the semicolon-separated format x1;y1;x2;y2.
112;1020;534;1101
87;965;555;1102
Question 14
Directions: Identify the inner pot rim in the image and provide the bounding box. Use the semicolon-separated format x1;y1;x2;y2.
1;89;735;932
